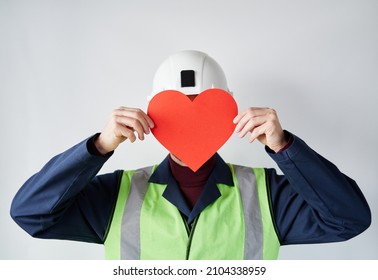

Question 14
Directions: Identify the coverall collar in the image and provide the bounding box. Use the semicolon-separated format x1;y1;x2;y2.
149;153;234;224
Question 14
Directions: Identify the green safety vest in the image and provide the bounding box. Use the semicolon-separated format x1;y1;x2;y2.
104;164;280;260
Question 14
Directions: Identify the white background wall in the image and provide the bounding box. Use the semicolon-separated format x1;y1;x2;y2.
1;0;377;259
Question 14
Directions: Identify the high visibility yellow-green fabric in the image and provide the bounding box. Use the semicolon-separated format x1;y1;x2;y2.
104;170;134;260
254;167;281;260
104;165;280;260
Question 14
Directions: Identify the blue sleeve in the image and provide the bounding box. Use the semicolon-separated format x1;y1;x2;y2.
266;133;371;245
10;135;122;244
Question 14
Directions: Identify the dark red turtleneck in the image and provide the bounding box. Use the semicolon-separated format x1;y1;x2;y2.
168;154;217;209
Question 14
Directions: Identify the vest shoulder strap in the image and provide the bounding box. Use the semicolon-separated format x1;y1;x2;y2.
104;166;155;259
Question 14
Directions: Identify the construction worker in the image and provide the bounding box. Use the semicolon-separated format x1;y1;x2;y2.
10;50;371;259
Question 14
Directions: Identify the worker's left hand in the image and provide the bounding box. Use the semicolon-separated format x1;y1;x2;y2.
233;107;288;152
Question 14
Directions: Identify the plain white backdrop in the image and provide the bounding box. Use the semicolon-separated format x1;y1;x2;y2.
1;0;377;259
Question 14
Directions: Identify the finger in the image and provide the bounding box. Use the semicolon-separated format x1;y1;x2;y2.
249;122;270;143
114;108;151;135
238;115;267;138
126;108;155;131
145;114;155;129
233;108;268;132
233;107;268;122
115;116;146;141
233;110;247;125
116;107;154;128
248;109;279;142
235;110;265;134
115;124;136;143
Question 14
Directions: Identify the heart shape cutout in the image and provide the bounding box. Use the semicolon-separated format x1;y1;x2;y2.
147;89;238;171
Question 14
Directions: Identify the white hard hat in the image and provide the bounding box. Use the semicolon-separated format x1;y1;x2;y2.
148;50;231;101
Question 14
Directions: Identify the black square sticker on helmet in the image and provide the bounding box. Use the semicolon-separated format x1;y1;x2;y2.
181;70;195;87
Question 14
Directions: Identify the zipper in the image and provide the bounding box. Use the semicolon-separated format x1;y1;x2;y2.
182;215;199;260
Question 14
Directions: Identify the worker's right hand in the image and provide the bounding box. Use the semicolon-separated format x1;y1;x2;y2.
94;107;154;155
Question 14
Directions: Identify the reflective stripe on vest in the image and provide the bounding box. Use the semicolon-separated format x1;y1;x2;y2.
104;164;280;260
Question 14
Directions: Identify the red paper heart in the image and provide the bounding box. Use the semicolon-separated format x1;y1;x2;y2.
147;89;238;171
